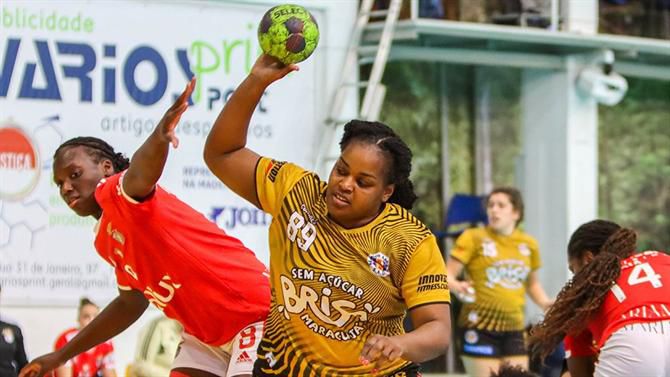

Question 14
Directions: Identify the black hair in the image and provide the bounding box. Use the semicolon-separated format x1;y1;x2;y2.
490;363;538;377
567;219;622;260
54;137;129;172
339;120;417;209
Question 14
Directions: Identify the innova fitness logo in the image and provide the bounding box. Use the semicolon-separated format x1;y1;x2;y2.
0;123;40;200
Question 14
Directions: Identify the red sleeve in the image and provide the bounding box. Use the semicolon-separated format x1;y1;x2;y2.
564;330;597;358
54;332;67;351
100;341;115;369
54;330;75;367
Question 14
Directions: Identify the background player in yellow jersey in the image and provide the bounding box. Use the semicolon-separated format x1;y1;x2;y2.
446;187;553;376
203;54;452;376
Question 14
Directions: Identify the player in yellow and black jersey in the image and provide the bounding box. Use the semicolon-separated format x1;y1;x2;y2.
446;188;553;377
204;54;452;376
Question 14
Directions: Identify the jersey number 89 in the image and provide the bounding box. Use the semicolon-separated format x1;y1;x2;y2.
287;211;316;251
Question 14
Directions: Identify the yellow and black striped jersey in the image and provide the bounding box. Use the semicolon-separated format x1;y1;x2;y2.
450;227;541;331
253;157;450;376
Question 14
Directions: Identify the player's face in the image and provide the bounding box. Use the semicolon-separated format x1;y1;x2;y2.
486;193;520;235
78;303;99;328
326;142;394;229
53;146;113;218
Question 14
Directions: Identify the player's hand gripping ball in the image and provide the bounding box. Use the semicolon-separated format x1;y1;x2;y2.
258;4;319;65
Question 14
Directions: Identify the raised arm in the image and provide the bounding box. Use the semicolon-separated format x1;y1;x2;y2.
19;289;149;377
122;78;195;201
204;55;297;207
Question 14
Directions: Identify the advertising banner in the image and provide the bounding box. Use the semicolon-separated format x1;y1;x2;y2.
0;0;323;305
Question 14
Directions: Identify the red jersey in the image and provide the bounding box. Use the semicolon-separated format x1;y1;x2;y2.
564;251;670;357
54;328;114;377
93;172;270;346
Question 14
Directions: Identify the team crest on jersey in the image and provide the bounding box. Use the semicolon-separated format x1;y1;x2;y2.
2;327;15;344
368;252;390;277
482;239;497;257
518;243;530;256
464;329;479;344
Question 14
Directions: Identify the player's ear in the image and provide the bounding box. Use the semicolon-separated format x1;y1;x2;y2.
102;159;115;177
381;183;394;203
583;250;595;264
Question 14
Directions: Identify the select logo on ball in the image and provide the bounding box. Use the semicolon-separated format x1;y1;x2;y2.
258;4;320;65
0;124;40;200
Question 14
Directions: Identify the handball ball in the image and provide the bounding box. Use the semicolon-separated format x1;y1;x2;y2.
258;4;319;65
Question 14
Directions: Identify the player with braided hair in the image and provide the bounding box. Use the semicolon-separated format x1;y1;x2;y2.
528;219;670;377
20;79;270;377
204;54;451;376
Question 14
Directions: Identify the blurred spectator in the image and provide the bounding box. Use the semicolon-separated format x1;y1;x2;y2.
372;0;450;20
126;317;182;377
460;0;489;22
53;298;116;377
0;284;28;377
420;0;445;18
600;0;669;38
492;0;551;28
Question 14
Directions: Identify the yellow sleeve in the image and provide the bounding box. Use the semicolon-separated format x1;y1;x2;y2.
450;229;477;265
255;157;308;217
402;235;451;309
530;238;542;270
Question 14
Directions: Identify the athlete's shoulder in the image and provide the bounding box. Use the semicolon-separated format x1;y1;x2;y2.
58;327;77;337
260;158;312;183
459;226;488;240
285;162;323;187
383;204;433;239
623;250;670;267
259;157;324;199
94;172;123;201
514;229;539;247
280;163;327;203
54;327;78;347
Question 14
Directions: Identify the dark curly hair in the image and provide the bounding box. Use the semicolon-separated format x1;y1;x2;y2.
339;120;417;209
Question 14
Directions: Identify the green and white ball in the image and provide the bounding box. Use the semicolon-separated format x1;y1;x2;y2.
258;4;319;64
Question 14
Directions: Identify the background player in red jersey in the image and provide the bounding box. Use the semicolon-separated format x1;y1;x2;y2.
19;78;270;377
528;219;670;377
53;298;116;377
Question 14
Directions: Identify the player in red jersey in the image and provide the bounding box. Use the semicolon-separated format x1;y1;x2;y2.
53;298;115;377
19;78;270;377
528;220;670;377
